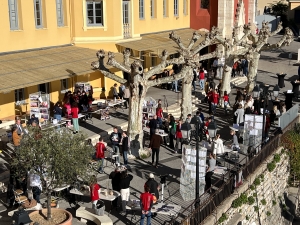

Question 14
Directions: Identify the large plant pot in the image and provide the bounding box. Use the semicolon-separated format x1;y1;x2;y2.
29;208;72;225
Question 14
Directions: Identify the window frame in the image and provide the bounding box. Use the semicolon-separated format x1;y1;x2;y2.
174;0;178;16
183;0;188;15
38;83;50;94
150;0;155;18
34;0;43;28
163;0;167;17
15;88;25;102
86;0;104;27
8;0;19;30
139;0;144;19
56;0;64;27
61;79;68;93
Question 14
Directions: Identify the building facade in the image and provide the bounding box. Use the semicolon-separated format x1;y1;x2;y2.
0;0;190;120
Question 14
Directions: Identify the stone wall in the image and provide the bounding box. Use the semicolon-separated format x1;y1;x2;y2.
218;147;289;225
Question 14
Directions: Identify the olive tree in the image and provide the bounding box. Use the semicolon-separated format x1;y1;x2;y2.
11;127;94;221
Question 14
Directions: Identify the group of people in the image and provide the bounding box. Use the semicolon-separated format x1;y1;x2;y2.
112;83;131;109
90;169;160;225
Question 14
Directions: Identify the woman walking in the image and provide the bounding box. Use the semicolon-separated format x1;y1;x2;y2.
71;102;79;134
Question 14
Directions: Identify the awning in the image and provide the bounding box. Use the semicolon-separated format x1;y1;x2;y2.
117;28;207;55
0;45;125;93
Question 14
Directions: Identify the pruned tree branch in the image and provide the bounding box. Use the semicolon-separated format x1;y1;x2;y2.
100;70;127;84
187;31;201;50
199;51;219;61
146;66;190;87
107;51;131;74
123;49;131;68
261;27;294;51
169;31;187;51
234;24;252;46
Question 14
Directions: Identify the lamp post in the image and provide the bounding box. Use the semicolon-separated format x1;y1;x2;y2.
207;120;218;140
253;84;279;143
190;115;201;209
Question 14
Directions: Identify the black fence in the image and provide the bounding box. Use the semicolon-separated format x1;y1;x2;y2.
169;116;299;225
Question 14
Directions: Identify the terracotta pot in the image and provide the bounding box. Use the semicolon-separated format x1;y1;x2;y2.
29;208;72;225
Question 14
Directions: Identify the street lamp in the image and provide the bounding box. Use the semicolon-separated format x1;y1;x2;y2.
207;120;218;139
273;84;279;98
190;115;201;209
181;121;192;144
253;85;260;98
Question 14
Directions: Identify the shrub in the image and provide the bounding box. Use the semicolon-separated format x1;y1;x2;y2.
272;200;277;206
248;196;255;205
267;162;276;172
259;174;264;179
253;193;257;197
246;215;250;220
266;211;271;216
250;185;255;190
218;213;227;224
254;206;259;212
254;177;261;186
273;154;280;163
261;199;267;205
232;193;248;208
240;193;248;204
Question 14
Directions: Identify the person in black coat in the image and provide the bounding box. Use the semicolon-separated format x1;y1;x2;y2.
109;169;121;207
121;131;129;166
144;173;160;201
148;115;158;140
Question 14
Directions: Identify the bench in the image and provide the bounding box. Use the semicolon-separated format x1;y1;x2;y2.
76;207;113;225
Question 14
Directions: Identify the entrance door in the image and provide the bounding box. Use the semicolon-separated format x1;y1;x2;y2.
122;1;131;38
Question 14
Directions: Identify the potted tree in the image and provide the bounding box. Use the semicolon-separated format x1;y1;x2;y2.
11;127;94;224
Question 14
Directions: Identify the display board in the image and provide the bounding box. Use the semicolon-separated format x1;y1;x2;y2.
75;82;91;93
180;144;207;201
29;92;50;121
243;114;264;150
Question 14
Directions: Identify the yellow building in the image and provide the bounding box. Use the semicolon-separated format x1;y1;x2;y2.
0;0;190;121
287;0;300;26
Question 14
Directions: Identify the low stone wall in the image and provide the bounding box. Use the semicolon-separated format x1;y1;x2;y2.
216;147;289;225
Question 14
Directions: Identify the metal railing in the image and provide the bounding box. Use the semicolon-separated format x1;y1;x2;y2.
169;115;299;225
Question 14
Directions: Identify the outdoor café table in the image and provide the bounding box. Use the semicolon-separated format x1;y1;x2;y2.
126;200;181;219
69;188;120;215
143;127;169;137
107;99;126;111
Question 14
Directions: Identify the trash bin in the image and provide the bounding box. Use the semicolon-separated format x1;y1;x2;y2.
94;200;105;216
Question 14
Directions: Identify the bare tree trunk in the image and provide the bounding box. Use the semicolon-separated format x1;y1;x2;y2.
220;57;234;107
127;84;147;158
246;52;260;93
47;192;52;220
180;68;193;120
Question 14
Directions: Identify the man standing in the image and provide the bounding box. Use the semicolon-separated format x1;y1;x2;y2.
109;168;121;208
144;173;160;201
110;127;121;164
95;138;106;173
121;131;129;167
149;129;163;168
140;185;154;225
148;115;158;141
15;117;24;136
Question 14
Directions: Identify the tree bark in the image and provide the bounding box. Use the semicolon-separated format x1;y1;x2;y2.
180;67;193;120
220;57;234;107
127;83;147;158
246;52;260;93
47;192;52;220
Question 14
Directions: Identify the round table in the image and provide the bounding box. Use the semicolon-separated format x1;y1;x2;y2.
291;81;300;99
276;73;286;88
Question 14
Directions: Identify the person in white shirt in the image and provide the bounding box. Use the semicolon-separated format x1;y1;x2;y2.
212;134;225;155
28;171;42;203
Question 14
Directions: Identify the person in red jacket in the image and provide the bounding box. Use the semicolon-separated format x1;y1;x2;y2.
199;67;205;90
140;185;153;225
223;91;229;115
71;102;79;134
90;175;100;209
212;89;219;114
95;138;106;173
175;120;183;153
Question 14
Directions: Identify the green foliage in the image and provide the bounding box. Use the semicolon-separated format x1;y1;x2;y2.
273;154;281;163
248;196;255;205
12;127;94;219
267;162;276;172
278;196;282;200
232;193;248;208
250;185;255;190
140;153;149;159
259;174;264;179
253;177;261;186
218;213;227;224
269;0;288;16
254;206;259;212
261;199;267;205
253;193;257;197
272;200;277;206
266;211;271;217
246;215;250;220
280;124;300;185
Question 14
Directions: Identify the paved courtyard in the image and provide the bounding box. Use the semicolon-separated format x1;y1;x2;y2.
0;35;299;225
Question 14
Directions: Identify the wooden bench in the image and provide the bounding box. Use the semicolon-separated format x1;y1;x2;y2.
76;207;113;225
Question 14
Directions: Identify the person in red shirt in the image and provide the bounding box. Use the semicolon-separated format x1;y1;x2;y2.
199;67;205;90
232;61;238;77
71;102;79;134
90;175;101;209
95;138;106;173
156;104;163;126
212;89;219;114
204;117;212;142
175;120;183;154
140;185;153;225
223;91;229;115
